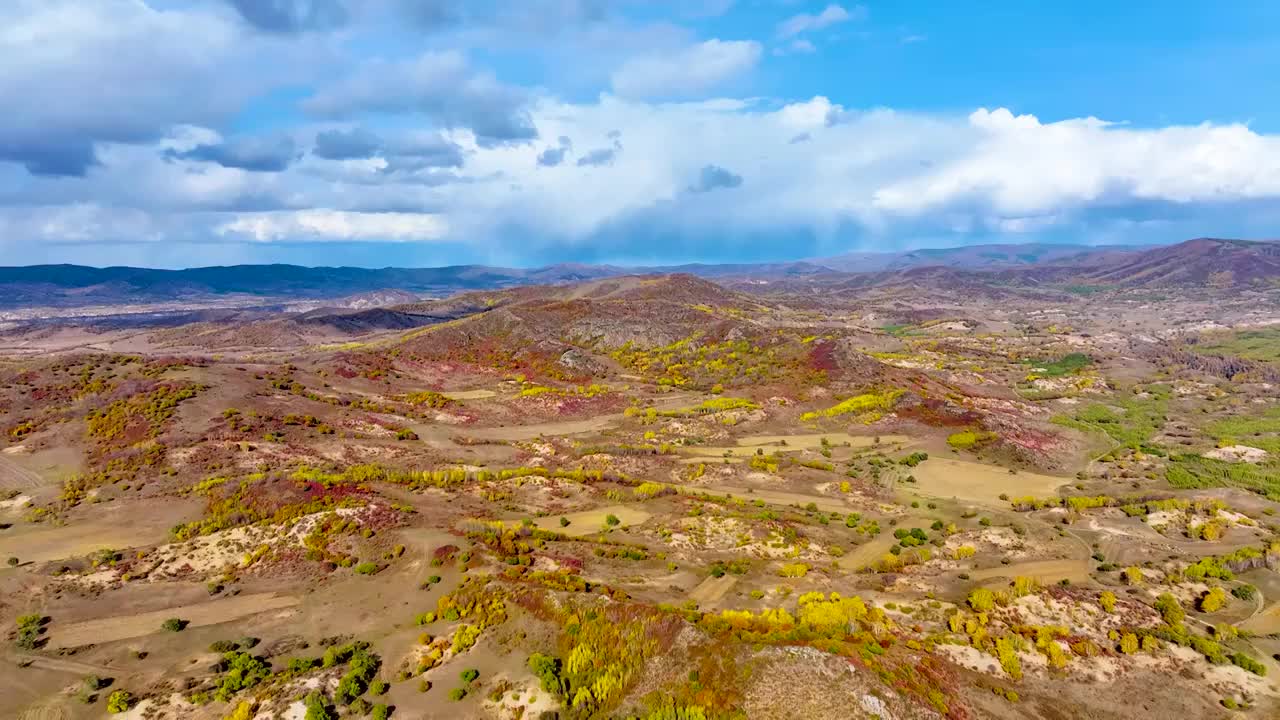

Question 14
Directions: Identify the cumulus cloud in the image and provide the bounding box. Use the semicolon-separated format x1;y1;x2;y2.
611;39;761;99
303;51;537;146
216;209;448;242
12;90;1280;263
777;4;863;38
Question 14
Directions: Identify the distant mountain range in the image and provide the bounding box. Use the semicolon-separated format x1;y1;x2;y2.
1;238;1276;310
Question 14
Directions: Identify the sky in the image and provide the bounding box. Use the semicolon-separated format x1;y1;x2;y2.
4;1;1280;269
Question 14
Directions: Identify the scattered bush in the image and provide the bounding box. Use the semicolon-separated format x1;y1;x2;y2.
106;690;133;714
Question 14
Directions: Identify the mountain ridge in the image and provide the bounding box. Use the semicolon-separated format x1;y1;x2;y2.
2;238;1277;310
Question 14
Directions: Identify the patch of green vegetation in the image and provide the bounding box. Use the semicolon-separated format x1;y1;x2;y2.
1194;327;1280;365
882;324;914;336
1165;454;1280;500
1025;353;1092;377
1206;406;1280;455
1052;385;1169;449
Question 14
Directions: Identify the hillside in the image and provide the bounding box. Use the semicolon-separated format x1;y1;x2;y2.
1080;238;1280;287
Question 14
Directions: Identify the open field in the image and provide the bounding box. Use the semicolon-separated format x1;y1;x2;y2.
0;453;42;490
46;593;300;650
909;458;1069;504
678;432;910;462
969;559;1093;586
688;575;737;606
1240;602;1280;636
441;389;498;400
532;505;652;537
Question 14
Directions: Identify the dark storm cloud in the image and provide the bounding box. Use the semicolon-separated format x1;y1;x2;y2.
689;164;743;192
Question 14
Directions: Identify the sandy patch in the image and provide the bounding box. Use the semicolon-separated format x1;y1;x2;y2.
937;644;1001;674
1203;445;1269;463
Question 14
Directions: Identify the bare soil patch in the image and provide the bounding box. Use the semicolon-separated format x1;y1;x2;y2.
533;504;651;537
910;457;1067;505
689;575;737;606
46;591;300;649
442;389;497;400
970;559;1091;586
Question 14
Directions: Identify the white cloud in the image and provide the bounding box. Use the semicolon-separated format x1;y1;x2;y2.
0;0;323;175
611;39;762;99
303;51;536;145
216;210;449;242
10;96;1280;260
777;4;864;38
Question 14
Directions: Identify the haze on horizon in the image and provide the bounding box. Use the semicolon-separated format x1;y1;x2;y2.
4;1;1280;270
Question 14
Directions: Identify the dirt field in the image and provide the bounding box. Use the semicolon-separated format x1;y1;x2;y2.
689;575;737;606
735;433;911;449
1240;602;1280;635
679;433;911;461
15;701;71;720
466;416;620;441
0;452;43;490
909;458;1068;505
838;535;898;571
46;592;300;650
689;485;856;514
532;504;652;537
969;559;1092;586
0;499;196;564
441;389;497;400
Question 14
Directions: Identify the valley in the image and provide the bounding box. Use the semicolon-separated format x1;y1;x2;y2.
1;238;1279;719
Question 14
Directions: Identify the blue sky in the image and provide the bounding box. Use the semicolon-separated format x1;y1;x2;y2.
4;0;1280;269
